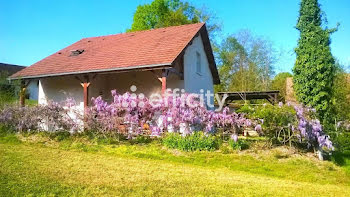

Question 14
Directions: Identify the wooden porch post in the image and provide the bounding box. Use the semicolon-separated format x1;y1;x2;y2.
81;83;90;113
275;93;278;104
19;80;30;107
82;83;90;110
80;75;90;115
161;69;167;95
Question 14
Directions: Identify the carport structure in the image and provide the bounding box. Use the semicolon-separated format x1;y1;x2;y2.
218;90;280;105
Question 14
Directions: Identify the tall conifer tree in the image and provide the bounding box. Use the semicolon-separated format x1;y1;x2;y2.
293;0;337;122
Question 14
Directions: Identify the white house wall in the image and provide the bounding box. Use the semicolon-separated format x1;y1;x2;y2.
183;34;214;108
24;79;39;100
38;76;84;108
38;78;83;131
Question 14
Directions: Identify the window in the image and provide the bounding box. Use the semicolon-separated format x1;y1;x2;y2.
70;49;84;56
196;51;201;74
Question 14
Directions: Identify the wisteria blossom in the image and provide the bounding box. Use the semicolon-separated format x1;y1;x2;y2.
0;101;78;132
294;105;334;151
255;124;262;133
231;133;238;142
86;90;253;136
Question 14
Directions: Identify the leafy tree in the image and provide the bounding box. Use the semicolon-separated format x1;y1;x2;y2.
128;0;195;31
0;71;19;107
332;63;350;121
215;31;276;92
271;72;293;102
293;0;338;122
127;0;220;37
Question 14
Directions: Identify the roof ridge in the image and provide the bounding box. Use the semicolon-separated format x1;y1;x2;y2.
82;22;205;40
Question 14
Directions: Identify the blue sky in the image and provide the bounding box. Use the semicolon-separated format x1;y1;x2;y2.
0;0;349;73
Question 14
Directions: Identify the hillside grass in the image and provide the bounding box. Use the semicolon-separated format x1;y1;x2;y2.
1;133;350;196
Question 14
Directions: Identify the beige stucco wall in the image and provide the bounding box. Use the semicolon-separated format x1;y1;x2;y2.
38;70;184;109
89;70;162;102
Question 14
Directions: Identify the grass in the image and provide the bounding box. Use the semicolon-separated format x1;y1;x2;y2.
1;133;350;196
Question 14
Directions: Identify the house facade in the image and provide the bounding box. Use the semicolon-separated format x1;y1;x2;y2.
10;23;219;112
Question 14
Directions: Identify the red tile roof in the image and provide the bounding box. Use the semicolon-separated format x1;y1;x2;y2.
10;23;219;84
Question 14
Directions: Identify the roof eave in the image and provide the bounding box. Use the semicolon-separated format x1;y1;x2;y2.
198;24;220;85
9;63;172;80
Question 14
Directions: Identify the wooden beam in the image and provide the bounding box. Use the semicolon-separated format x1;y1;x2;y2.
168;67;183;79
179;55;184;80
75;76;83;83
150;70;163;82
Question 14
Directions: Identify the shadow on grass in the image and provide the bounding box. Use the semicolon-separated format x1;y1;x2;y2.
331;151;350;167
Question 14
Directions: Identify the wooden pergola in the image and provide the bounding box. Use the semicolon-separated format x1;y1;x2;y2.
217;90;280;105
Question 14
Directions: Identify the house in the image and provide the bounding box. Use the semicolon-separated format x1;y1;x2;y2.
1;63;38;100
10;23;220;112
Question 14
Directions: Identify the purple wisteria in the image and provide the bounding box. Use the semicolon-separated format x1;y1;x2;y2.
294;104;334;151
0;101;78;132
86;90;252;136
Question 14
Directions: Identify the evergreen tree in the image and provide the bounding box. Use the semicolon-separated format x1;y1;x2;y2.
293;0;337;123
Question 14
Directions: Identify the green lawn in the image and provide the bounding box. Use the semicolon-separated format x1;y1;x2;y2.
1;133;350;196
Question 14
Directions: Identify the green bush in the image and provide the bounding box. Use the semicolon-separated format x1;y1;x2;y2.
163;132;220;151
253;105;296;129
228;139;250;150
130;135;153;144
236;104;255;116
238;104;297;145
0;71;19;107
334;131;350;154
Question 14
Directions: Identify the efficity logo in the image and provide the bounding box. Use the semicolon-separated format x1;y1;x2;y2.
124;85;228;111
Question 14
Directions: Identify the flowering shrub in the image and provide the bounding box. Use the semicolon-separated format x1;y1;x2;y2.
0;90;253;141
0;101;79;132
86;91;252;137
238;103;334;152
294;104;333;151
